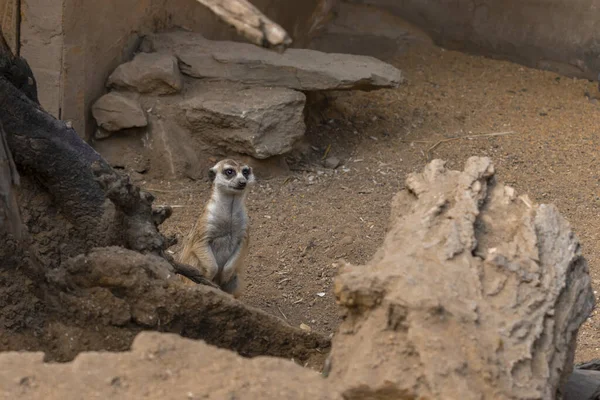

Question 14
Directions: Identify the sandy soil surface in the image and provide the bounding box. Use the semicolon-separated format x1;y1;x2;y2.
2;37;599;369
141;43;600;363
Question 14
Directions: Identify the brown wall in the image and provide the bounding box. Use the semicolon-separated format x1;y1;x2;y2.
20;0;64;117
347;0;600;80
20;0;323;138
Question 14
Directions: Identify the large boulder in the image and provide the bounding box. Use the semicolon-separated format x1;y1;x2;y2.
107;52;183;95
140;31;403;91
180;82;306;159
91;92;147;132
329;157;595;399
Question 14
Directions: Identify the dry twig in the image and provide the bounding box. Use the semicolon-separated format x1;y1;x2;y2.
401;131;517;160
277;305;288;320
322;144;332;160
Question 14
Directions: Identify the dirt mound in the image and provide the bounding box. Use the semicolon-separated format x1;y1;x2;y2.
1;157;593;399
0;245;329;364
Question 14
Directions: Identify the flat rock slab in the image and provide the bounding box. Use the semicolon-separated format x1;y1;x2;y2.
179;82;306;159
92;92;147;132
107;52;183;95
141;31;403;91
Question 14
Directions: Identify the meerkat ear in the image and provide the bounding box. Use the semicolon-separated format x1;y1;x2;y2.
208;167;217;182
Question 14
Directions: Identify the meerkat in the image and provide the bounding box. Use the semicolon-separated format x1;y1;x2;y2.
178;159;255;297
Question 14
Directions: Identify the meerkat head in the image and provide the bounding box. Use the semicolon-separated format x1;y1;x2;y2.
208;159;255;195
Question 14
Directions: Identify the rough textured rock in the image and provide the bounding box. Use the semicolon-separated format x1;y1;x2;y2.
92;97;205;179
91;92;147;132
92;81;303;179
140;31;403;91
180;82;306;159
107;52;183;95
0;332;336;400
91;131;151;173
145;111;204;179
328;156;595;399
94;127;112;140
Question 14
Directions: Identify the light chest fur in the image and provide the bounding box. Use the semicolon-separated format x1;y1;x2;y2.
205;191;248;277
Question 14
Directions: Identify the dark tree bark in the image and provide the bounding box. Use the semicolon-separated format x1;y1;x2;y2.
0;29;24;240
0;27;212;285
0;119;23;239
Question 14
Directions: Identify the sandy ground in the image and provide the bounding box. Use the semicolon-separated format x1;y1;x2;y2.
138;42;600;363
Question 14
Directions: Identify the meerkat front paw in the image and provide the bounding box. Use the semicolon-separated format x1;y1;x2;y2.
220;274;241;297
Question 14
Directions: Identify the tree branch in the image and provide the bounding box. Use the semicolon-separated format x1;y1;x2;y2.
0;27;216;286
0;26;38;103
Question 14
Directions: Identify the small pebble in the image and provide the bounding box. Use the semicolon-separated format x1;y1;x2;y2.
95;128;112;140
339;236;354;246
324;157;341;169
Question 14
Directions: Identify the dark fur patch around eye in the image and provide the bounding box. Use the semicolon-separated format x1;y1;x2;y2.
208;168;216;182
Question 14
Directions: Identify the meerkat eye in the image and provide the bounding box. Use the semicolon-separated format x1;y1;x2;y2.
242;168;250;177
224;168;235;177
